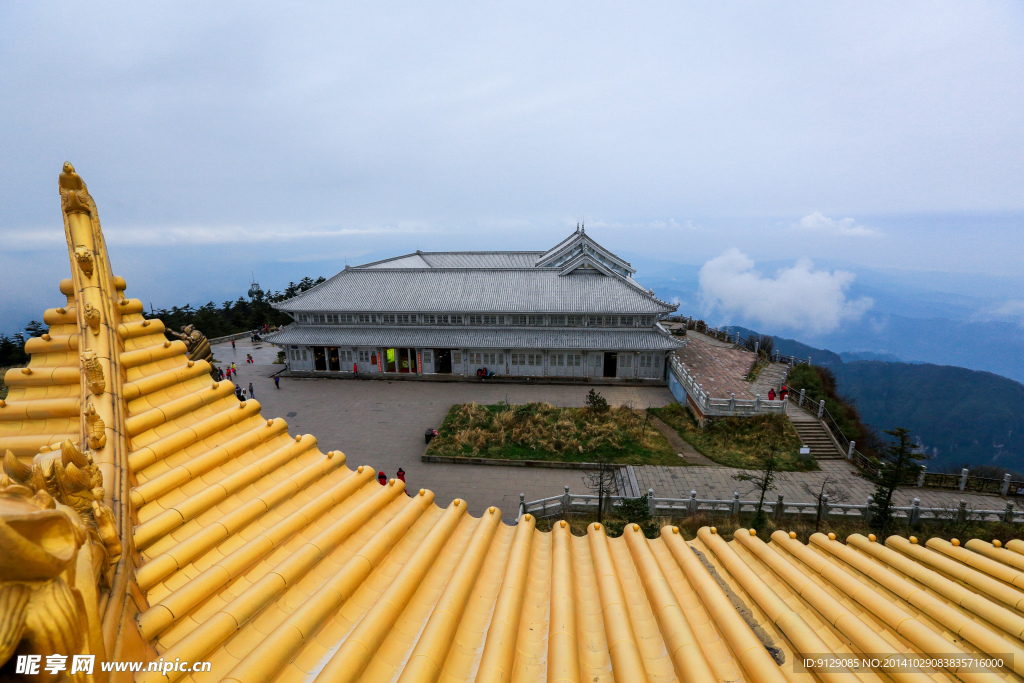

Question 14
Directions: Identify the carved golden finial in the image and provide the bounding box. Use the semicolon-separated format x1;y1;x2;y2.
1;437;122;667
58;161;93;216
61;440;90;469
81;349;106;395
83;301;101;334
168;324;212;364
74;246;95;278
3;449;32;485
84;404;106;450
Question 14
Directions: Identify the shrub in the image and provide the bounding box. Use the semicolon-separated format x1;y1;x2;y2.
786;364;870;452
586;389;610;414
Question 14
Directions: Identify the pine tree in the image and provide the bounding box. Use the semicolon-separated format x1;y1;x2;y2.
869;427;928;537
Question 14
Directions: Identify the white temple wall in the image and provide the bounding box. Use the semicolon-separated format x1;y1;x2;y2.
280;344;668;380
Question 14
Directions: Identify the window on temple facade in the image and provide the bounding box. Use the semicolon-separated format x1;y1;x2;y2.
566;315;583;326
528;315;544;326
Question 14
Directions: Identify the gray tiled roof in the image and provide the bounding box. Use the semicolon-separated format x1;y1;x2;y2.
359;253;431;268
266;324;684;351
358;251;542;269
535;231;634;273
275;268;675;314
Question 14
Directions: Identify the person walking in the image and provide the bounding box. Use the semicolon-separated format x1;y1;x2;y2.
248;383;255;399
235;385;244;401
231;362;237;374
768;388;776;401
377;471;387;486
273;375;280;389
396;468;409;495
231;339;235;349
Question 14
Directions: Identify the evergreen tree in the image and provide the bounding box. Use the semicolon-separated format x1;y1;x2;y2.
869;427;929;537
734;414;787;534
24;320;47;338
0;333;28;367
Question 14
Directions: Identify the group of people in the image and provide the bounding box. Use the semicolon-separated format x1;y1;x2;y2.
213;363;238;382
234;383;255;401
377;468;410;494
767;385;790;402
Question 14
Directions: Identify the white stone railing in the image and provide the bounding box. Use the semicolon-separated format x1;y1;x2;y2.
667;355;787;417
517;487;1023;526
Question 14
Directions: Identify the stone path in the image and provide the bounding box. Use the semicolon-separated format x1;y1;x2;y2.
215;339;1014;519
749;361;789;398
650;416;716;466
676;331;790;400
633;459;1013;510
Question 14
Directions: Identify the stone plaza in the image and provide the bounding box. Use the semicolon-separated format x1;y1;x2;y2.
220;338;1014;520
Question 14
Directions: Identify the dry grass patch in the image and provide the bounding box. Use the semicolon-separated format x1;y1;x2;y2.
428;402;680;466
649;403;816;471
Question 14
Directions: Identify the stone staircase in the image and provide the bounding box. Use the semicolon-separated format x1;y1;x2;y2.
787;410;845;460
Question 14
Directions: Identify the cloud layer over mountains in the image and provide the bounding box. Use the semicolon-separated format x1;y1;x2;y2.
698;249;874;334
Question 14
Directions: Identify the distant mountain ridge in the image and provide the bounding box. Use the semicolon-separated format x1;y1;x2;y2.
725;326;1024;469
634;261;1024;384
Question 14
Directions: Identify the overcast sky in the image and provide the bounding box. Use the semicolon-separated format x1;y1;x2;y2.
2;2;1022;335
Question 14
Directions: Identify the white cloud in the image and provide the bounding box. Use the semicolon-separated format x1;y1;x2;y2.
698;249;873;334
975;300;1024;326
796;212;877;237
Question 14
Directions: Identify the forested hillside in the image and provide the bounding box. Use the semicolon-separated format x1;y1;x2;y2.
834;361;1024;469
727;326;1024;469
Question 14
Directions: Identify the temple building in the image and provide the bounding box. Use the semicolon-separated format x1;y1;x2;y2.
267;227;683;379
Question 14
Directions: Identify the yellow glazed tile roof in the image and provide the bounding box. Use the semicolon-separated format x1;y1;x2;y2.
1;166;1023;683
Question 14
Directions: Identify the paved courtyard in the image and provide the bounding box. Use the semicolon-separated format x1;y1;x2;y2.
214;339;1016;521
214;339;675;519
